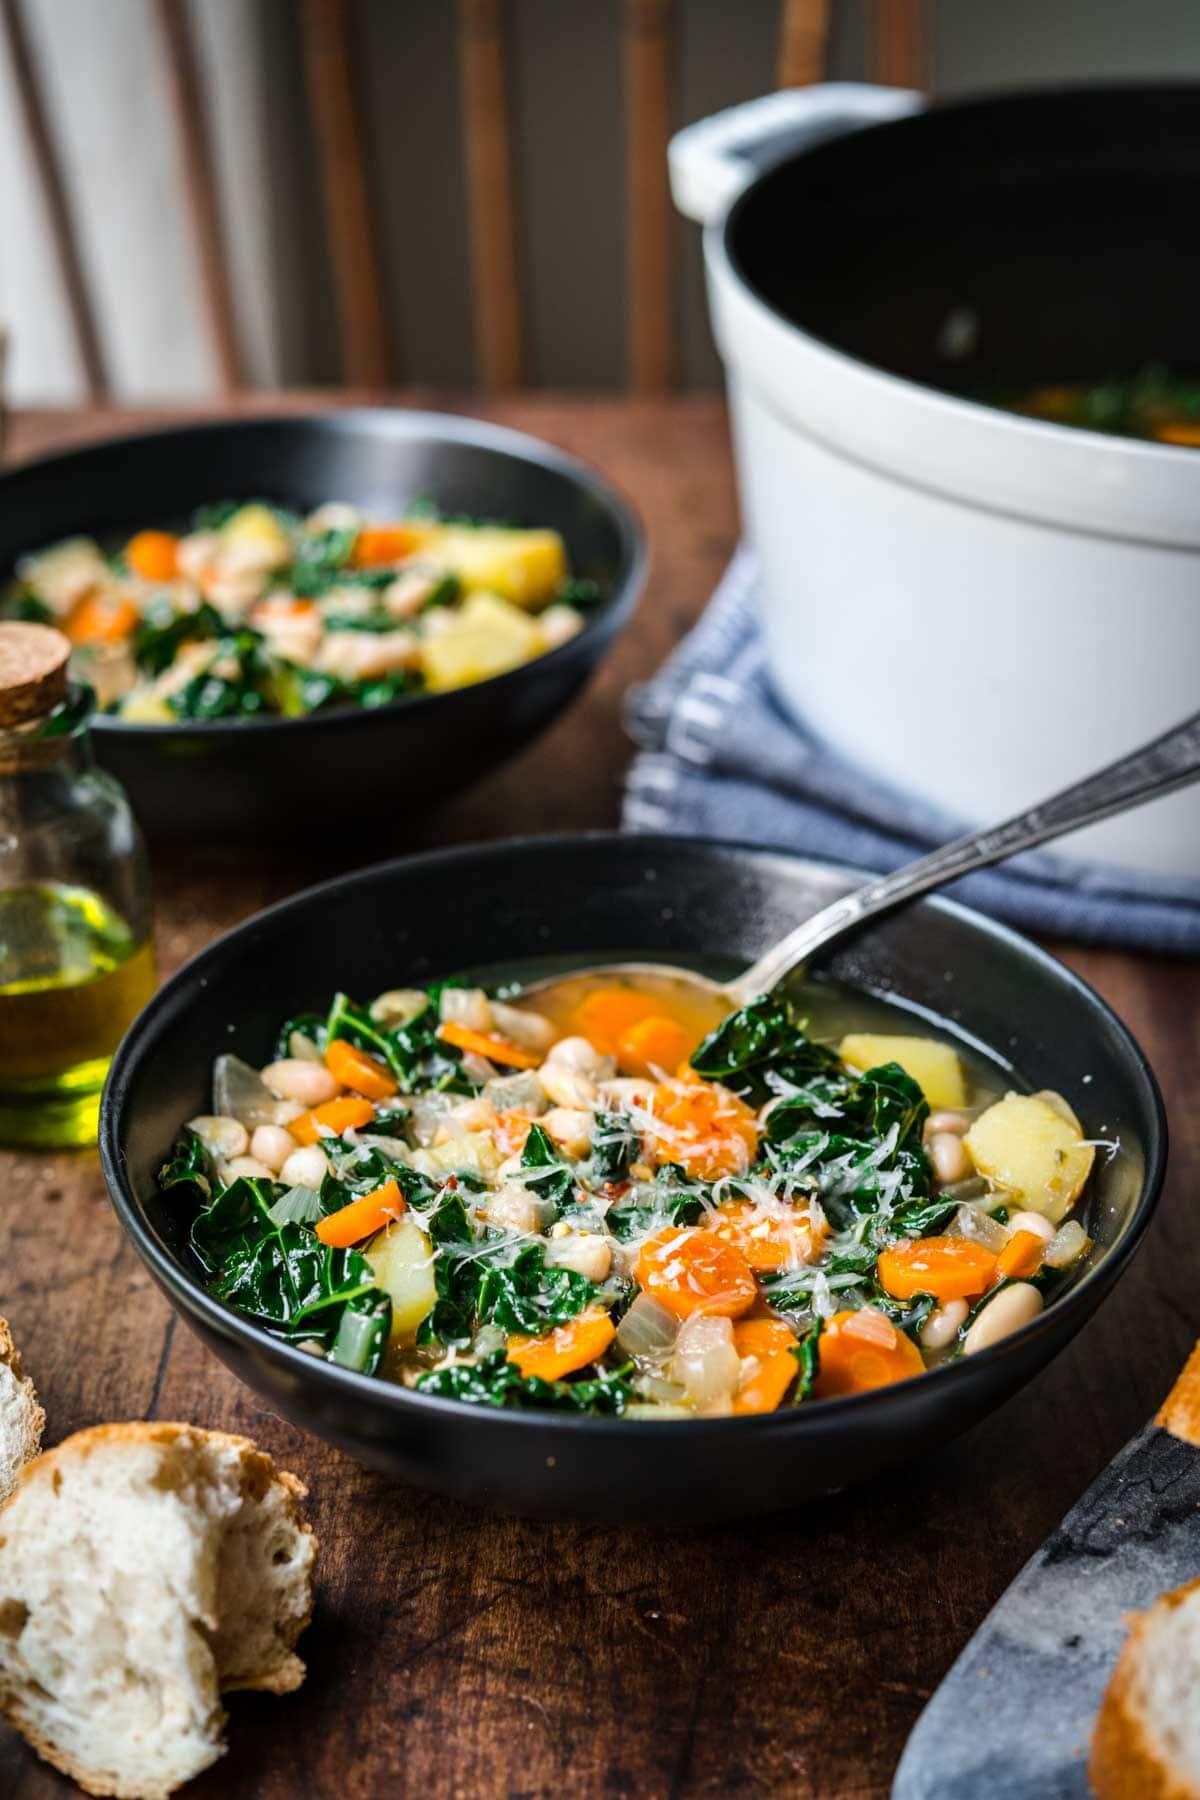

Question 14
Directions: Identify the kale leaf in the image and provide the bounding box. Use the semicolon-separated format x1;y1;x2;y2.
158;1131;213;1201
133;601;225;676
415;1348;630;1414
519;1123;575;1211
791;1323;822;1403
690;995;841;1106
587;1109;639;1184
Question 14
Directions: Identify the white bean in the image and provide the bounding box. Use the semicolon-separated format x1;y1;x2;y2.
225;1155;277;1181
545;1036;614;1079
541;1107;594;1158
280;1145;330;1188
485;1184;541;1235
249;1124;298;1173
919;1298;969;1349
489;1001;558;1053
1006;1209;1056;1244
539;1062;600;1110
545;1231;612;1283
963;1282;1043;1355
186;1115;248;1159
926;1109;971;1137
928;1131;972;1186
261;1059;339;1106
537;603;583;650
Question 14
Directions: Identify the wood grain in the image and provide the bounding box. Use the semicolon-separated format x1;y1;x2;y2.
868;0;929;91
623;0;674;395
0;0;109;402
152;0;243;394
301;0;391;388
457;0;524;391
777;0;831;89
1;395;1196;1799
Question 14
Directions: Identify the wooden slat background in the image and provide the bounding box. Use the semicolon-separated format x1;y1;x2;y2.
0;0;943;399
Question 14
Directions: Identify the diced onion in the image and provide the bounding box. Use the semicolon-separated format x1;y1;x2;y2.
615;1293;679;1365
407;1091;454;1146
950;1203;1010;1253
1045;1218;1090;1268
668;1314;740;1410
439;987;493;1031
213;1054;287;1129
288;1030;323;1063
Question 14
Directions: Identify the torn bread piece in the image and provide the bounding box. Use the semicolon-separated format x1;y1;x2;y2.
1091;1576;1200;1800
1156;1340;1200;1448
0;1422;316;1799
0;1316;44;1506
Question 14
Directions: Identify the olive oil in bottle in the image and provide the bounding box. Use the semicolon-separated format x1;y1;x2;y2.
0;624;155;1148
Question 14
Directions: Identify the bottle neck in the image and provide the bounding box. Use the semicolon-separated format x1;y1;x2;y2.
0;686;95;778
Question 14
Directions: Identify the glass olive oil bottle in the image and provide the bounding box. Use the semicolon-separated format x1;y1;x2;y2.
0;623;155;1147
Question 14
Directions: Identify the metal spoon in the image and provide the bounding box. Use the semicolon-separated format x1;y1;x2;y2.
523;709;1200;1007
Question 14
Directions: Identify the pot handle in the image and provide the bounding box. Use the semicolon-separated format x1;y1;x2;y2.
669;82;924;228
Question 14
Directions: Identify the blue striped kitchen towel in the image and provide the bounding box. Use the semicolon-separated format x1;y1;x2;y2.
622;548;1200;953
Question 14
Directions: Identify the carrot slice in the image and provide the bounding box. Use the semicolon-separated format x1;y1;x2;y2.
437;1019;540;1069
314;1179;405;1247
811;1308;925;1399
712;1199;827;1272
634;1226;757;1320
289;1095;376;1145
507;1309;616;1382
572;988;660;1056
732;1317;801;1415
65;593;140;645
617;1014;695;1078
350;525;421;567
648;1077;758;1181
876;1235;998;1303
324;1037;398;1100
124;529;180;583
996;1227;1045;1281
493;1108;534;1157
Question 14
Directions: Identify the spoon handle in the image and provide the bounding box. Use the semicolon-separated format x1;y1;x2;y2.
731;709;1200;1000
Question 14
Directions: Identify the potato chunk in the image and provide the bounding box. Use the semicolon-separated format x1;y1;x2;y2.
964;1091;1094;1224
838;1033;966;1109
420;592;541;691
365;1218;437;1343
425;526;566;606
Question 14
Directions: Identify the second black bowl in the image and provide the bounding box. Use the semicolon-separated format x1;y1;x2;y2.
99;835;1166;1521
0;411;644;836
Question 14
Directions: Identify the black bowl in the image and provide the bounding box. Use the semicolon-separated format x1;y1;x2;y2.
99;835;1166;1522
0;412;644;836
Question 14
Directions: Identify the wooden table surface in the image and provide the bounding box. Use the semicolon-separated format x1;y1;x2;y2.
1;396;1194;1800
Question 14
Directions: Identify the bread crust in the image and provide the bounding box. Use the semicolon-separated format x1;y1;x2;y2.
0;1315;45;1506
1090;1577;1200;1800
1156;1341;1200;1447
0;1420;317;1796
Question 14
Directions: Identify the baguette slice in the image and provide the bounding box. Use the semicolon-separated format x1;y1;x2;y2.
0;1316;44;1506
1090;1576;1200;1800
0;1422;316;1799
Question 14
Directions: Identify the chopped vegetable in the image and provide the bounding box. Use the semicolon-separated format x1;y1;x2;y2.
158;972;1100;1416
811;1309;925;1398
315;1179;406;1248
964;1091;1095;1223
289;1095;377;1145
507;1309;617;1381
876;1235;997;1302
437;1019;540;1069
837;1033;966;1109
324;1037;398;1100
634;1227;757;1320
124;530;180;583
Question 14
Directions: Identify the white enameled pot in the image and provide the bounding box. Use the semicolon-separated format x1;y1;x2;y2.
671;84;1200;880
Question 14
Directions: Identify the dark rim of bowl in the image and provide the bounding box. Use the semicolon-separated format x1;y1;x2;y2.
99;832;1169;1436
720;78;1200;466
5;409;646;737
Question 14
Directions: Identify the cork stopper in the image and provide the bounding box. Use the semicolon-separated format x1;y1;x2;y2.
0;622;71;727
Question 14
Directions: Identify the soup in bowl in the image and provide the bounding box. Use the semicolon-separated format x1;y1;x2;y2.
100;837;1164;1520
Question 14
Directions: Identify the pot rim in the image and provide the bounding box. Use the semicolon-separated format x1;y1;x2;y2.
99;831;1168;1441
704;86;1200;549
